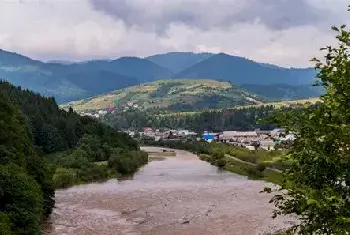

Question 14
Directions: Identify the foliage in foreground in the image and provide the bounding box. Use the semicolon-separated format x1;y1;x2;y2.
268;19;350;234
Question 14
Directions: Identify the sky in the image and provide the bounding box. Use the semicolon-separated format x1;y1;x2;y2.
0;0;349;67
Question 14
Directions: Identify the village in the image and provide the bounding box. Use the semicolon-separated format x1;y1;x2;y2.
127;127;295;151
72;107;295;151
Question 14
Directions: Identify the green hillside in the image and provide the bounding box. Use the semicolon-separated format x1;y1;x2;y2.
0;81;148;234
64;79;266;112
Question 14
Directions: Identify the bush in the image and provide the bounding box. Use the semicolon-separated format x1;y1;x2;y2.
77;164;112;183
53;168;76;189
246;166;264;179
0;164;44;235
0;212;13;235
108;156;133;174
211;150;225;160
216;158;227;168
108;150;148;174
256;163;266;172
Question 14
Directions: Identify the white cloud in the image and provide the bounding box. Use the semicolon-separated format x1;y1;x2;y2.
0;0;348;67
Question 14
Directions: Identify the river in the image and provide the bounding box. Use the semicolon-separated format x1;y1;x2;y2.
44;147;295;235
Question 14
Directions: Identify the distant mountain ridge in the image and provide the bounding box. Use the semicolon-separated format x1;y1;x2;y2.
146;52;214;73
0;50;170;102
173;53;317;85
0;49;320;103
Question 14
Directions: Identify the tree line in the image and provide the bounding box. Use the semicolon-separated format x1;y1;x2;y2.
103;105;282;132
0;81;148;235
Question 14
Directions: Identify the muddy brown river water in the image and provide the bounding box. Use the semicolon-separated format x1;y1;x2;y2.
44;147;295;235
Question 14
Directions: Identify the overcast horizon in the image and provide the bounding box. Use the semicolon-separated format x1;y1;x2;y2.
1;0;349;67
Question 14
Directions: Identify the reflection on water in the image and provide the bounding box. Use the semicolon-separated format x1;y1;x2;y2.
45;147;295;235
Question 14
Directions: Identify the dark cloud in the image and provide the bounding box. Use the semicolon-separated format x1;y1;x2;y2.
88;0;327;32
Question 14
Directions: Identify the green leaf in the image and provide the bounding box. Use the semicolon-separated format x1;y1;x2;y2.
331;26;339;31
336;217;350;223
307;199;318;205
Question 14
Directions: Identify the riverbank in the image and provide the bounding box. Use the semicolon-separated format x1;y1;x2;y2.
45;147;295;235
140;140;286;185
199;154;283;185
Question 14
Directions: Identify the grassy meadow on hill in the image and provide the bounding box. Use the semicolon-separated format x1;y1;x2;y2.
63;79;266;112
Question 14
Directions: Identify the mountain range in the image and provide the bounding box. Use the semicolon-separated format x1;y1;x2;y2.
0;49;320;103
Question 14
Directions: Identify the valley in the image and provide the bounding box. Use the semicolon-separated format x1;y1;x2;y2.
3;1;350;234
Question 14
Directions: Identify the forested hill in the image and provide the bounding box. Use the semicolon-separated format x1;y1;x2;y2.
103;106;278;132
0;81;148;235
0;81;138;153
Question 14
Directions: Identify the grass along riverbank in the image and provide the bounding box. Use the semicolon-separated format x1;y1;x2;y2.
199;153;283;185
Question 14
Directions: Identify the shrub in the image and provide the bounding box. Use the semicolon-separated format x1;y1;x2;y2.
76;164;112;183
211;150;225;160
108;150;148;175
0;212;13;235
256;163;267;172
108;156;133;174
246;166;264;179
216;158;227;168
53;168;76;189
0;164;44;235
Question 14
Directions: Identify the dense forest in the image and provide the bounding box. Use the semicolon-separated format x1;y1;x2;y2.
0;81;148;235
103;106;280;132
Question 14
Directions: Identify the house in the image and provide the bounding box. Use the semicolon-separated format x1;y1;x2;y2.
177;130;197;137
219;131;258;143
245;146;256;151
143;127;153;133
281;134;296;141
259;140;275;150
128;131;135;137
106;104;115;111
98;110;108;115
269;128;285;138
202;132;218;143
255;128;273;135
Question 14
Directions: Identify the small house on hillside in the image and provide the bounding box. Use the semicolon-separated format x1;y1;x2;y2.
143;127;153;133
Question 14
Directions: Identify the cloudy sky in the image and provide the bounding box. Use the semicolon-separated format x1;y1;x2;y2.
0;0;349;67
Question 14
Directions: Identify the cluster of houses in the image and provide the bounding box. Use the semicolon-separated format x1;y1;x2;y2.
127;127;198;141
73;101;141;119
202;128;295;150
126;126;294;151
79;110;108;119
